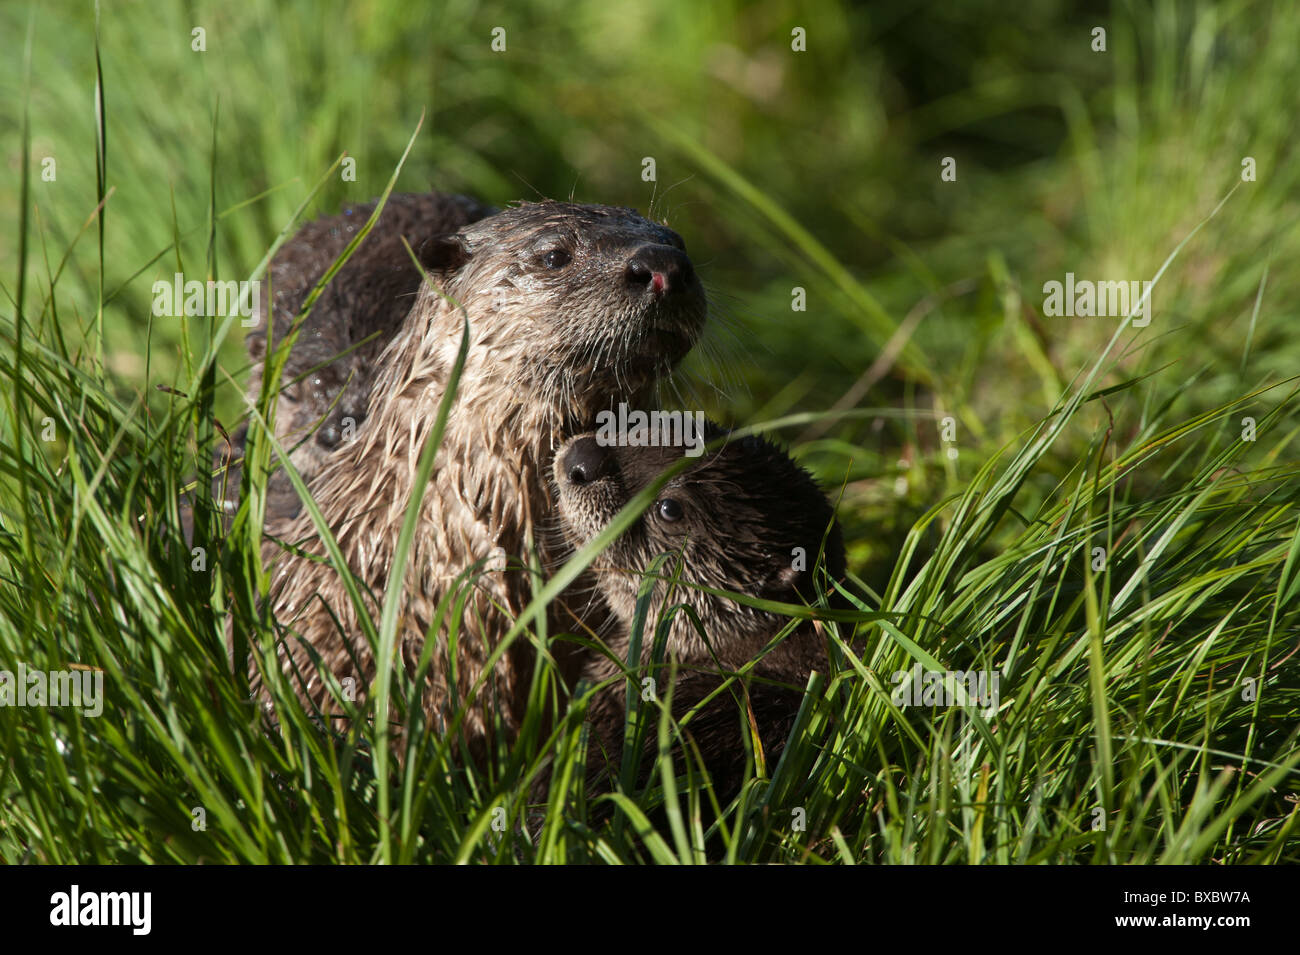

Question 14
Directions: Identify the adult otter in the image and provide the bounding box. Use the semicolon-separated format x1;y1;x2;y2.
251;196;707;755
549;424;845;805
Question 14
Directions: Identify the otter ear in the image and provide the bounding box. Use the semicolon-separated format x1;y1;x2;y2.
416;233;471;274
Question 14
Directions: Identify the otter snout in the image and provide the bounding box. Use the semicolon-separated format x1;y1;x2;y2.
625;244;695;300
560;435;615;486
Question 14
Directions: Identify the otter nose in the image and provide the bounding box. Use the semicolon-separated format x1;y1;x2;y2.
562;436;614;486
625;244;694;299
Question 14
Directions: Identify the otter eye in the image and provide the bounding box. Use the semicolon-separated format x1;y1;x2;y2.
542;248;572;270
656;498;684;523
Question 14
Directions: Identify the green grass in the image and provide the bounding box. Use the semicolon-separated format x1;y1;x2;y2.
1;0;1297;863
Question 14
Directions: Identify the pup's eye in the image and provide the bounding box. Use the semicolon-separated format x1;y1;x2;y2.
542;248;572;269
656;498;684;522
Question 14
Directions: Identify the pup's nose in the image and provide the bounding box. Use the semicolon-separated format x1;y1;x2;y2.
562;436;614;485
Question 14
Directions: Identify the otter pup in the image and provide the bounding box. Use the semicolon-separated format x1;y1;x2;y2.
225;192;496;524
550;424;844;804
252;198;707;754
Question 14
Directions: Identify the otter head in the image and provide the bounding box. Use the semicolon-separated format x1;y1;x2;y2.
552;423;845;668
410;201;707;431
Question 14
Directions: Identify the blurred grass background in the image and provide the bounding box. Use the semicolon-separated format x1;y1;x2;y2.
1;0;1298;863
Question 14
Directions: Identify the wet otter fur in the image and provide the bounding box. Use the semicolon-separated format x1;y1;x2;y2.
251;197;707;755
224;192;496;524
549;423;845;809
